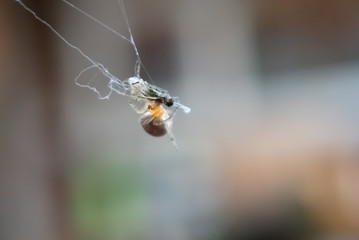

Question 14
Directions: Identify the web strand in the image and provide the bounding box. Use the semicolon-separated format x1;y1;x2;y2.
62;0;153;83
61;0;132;44
15;0;157;96
116;0;154;84
15;0;128;98
117;0;141;77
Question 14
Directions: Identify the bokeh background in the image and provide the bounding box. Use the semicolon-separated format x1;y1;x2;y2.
1;0;359;239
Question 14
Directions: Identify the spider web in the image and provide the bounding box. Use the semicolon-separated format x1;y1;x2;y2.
15;0;191;149
15;0;145;100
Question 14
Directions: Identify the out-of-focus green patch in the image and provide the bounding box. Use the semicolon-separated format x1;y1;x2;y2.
70;156;148;240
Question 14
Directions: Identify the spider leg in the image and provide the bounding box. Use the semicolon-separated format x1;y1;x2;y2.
165;122;178;150
164;105;179;122
129;99;148;114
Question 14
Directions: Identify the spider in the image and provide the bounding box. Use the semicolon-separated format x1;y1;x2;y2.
125;77;190;148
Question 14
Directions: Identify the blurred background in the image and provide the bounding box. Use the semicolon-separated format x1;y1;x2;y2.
1;0;359;239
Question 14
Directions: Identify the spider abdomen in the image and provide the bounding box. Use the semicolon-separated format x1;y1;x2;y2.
140;112;167;137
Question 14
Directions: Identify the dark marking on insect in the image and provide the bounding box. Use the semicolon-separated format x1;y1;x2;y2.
153;97;174;107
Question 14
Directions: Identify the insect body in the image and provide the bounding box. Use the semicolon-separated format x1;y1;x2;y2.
125;77;190;148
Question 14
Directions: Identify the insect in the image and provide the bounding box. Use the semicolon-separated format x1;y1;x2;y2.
124;77;190;149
